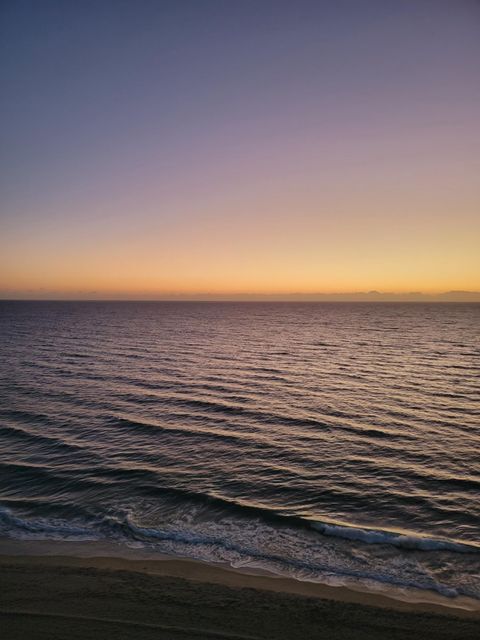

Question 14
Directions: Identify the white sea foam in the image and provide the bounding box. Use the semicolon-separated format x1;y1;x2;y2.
1;503;479;605
311;521;479;553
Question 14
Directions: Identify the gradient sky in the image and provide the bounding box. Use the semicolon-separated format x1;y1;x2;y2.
1;0;479;299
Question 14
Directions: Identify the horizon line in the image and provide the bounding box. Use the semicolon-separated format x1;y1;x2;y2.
1;290;480;303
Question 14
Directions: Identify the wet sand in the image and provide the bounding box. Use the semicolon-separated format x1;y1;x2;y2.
0;553;479;639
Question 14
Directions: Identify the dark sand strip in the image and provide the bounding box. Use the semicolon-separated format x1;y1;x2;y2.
0;554;479;639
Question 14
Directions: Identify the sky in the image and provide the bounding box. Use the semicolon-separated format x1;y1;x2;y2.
1;0;479;300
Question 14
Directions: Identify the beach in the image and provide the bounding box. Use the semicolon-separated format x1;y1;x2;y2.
1;550;479;640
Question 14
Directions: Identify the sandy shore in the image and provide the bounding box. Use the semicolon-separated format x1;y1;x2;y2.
0;548;479;639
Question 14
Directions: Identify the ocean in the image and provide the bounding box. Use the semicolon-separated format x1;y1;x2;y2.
0;301;479;606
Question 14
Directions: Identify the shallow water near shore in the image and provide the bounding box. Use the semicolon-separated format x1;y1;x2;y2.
0;301;479;605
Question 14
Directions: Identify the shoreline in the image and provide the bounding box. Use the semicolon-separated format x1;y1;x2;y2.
1;549;479;640
0;539;479;619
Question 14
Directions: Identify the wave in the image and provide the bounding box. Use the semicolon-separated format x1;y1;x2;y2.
3;463;479;556
2;480;479;552
0;505;96;540
310;521;479;553
112;483;480;554
107;407;418;448
1;502;478;603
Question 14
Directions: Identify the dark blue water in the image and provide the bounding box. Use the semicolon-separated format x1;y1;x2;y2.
0;301;479;603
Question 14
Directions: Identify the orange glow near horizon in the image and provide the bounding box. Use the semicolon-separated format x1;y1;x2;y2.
2;195;479;298
2;161;479;298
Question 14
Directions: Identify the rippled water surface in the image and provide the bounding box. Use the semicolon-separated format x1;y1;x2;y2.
0;301;479;602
